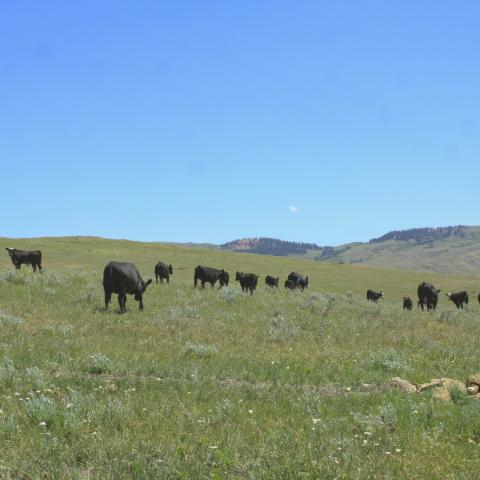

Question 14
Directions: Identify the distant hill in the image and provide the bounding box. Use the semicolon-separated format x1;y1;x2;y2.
220;226;480;276
220;237;322;256
315;225;480;276
369;226;469;244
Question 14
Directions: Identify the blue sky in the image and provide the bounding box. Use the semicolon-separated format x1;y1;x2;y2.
1;1;479;245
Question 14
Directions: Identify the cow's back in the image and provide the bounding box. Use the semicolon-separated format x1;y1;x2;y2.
104;261;141;294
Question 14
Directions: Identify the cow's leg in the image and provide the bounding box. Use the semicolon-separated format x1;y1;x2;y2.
166;276;169;284
118;294;123;313
138;297;144;311
156;275;159;284
104;291;111;310
118;292;127;314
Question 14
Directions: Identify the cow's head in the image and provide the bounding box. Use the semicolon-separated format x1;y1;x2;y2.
5;247;14;258
446;292;452;299
380;291;384;297
235;271;241;281
134;278;152;301
275;277;279;285
169;265;173;274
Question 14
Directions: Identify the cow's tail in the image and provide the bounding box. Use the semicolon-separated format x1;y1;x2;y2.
38;250;43;271
466;294;469;305
194;266;199;288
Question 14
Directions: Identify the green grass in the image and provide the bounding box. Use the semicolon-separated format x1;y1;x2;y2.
0;236;479;478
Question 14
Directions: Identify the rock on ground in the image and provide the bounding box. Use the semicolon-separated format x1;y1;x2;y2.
390;377;417;393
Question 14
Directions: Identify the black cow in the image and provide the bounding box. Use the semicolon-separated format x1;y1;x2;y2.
265;275;279;288
446;291;469;309
367;290;384;303
403;296;413;311
235;272;259;294
154;262;173;284
287;272;309;290
284;279;297;290
194;265;229;288
5;247;42;272
417;282;441;311
103;261;152;314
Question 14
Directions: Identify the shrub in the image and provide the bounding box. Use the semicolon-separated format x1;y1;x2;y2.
86;353;112;374
219;287;239;304
269;312;299;343
0;358;16;388
0;312;23;327
25;392;57;427
370;348;409;373
182;342;218;358
24;366;46;390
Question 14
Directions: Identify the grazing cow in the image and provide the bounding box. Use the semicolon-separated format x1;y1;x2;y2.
403;296;413;311
235;272;259;294
287;272;309;290
154;262;173;284
103;261;152;314
194;265;229;288
5;248;42;272
367;290;384;303
446;291;469;309
284;279;297;290
417;282;441;311
265;275;279;288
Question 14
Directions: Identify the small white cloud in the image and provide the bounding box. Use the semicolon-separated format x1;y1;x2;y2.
289;206;300;213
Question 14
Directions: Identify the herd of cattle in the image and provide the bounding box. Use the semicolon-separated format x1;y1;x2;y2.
3;247;479;315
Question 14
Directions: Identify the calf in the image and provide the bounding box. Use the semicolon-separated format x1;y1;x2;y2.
446;291;469;309
103;261;152;314
403;296;413;311
265;275;279;288
154;262;173;283
417;282;441;311
5;248;42;272
235;272;259;294
194;265;229;288
287;272;309;290
367;290;384;303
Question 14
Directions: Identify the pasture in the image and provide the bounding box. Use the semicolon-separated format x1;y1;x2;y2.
0;236;479;479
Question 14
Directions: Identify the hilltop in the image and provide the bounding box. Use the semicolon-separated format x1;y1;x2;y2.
220;237;322;256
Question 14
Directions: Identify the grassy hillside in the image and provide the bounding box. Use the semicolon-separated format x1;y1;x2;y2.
315;226;480;276
0;237;480;478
